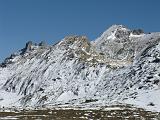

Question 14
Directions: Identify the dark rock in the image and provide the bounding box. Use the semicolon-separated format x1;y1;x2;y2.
39;41;46;46
132;29;144;35
152;58;160;63
148;102;155;106
21;41;33;55
138;86;143;89
39;88;44;91
0;63;7;68
115;29;130;40
153;80;159;85
25;41;33;51
147;76;153;79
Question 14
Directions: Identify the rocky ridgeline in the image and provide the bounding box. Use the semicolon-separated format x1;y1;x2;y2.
0;25;160;112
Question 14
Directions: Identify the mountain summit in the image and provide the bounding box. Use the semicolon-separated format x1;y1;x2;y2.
0;25;160;111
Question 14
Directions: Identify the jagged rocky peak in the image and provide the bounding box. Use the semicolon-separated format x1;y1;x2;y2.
20;41;34;54
25;41;33;51
59;35;91;51
93;25;146;62
39;41;47;46
108;24;130;33
94;25;132;61
132;29;144;35
103;24;129;32
95;25;131;42
21;40;48;54
62;35;89;45
95;25;145;43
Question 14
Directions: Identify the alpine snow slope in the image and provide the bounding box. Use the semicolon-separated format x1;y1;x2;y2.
0;25;160;112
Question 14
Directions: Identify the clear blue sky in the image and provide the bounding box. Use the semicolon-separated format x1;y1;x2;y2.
0;0;160;62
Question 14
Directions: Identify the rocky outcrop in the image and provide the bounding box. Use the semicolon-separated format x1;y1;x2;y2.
132;29;144;35
39;41;47;47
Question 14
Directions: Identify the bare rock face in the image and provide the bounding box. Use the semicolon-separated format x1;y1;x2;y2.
25;41;33;51
94;25;135;62
94;25;159;65
0;25;160;112
132;29;144;35
20;41;33;55
39;41;47;47
59;36;91;51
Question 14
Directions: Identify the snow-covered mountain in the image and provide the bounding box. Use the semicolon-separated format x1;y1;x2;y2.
0;25;160;112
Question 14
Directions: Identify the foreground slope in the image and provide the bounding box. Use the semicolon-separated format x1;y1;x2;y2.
0;25;160;111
